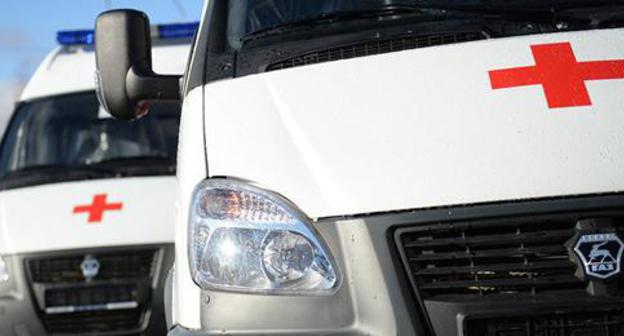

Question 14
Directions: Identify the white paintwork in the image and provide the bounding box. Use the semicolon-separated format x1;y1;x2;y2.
0;176;175;255
173;88;206;328
202;28;624;219
20;43;190;102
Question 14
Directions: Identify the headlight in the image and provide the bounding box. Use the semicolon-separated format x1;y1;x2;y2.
0;256;9;282
188;178;339;294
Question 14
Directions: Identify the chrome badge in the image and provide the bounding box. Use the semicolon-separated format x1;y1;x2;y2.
574;233;624;279
80;255;100;280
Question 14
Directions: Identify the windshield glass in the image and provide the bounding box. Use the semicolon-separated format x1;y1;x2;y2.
227;0;618;44
0;92;180;179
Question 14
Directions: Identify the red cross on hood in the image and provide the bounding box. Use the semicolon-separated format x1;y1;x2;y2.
489;42;624;108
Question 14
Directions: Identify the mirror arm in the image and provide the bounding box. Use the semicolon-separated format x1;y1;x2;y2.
126;67;182;101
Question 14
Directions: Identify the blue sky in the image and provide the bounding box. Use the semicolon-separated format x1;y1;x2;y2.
0;0;204;82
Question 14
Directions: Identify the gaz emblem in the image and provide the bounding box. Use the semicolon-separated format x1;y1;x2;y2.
574;233;624;279
80;255;100;280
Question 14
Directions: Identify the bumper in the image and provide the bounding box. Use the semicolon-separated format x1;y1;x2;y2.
0;244;174;336
0;255;46;336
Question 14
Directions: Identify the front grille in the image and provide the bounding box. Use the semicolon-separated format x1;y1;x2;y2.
266;32;485;71
28;249;156;283
42;309;143;334
26;248;160;334
397;216;586;298
45;284;138;308
466;309;624;336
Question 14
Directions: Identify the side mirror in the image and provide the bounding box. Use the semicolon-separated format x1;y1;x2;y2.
95;9;181;120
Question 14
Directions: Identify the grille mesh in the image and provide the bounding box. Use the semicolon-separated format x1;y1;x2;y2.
42;309;143;334
28;249;157;283
466;309;624;336
397;217;586;297
266;32;485;72
26;249;159;334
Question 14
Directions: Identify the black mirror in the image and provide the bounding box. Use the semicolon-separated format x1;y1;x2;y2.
95;9;181;120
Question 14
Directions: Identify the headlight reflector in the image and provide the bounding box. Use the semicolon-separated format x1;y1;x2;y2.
189;179;339;294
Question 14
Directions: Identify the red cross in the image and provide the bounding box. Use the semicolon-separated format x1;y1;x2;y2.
73;194;123;223
489;42;624;108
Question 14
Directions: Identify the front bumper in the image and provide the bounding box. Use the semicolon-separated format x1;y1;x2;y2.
170;208;420;335
0;244;174;336
171;193;624;336
0;255;46;335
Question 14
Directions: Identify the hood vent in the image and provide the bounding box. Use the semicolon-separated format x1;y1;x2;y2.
265;31;485;72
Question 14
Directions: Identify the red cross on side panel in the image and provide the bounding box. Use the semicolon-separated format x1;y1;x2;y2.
489;42;624;108
73;194;123;223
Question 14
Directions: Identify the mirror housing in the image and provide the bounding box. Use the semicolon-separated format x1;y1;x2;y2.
95;9;181;120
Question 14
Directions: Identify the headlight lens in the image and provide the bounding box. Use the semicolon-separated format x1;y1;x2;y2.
188;179;339;294
0;256;9;282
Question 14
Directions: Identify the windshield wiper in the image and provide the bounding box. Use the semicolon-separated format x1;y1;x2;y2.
240;5;553;43
3;164;117;177
90;155;174;167
88;156;176;175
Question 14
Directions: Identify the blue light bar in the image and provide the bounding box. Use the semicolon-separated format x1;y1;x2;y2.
156;22;199;39
57;30;95;46
56;21;199;46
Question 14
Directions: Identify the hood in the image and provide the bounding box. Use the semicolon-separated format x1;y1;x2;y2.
0;176;175;254
203;28;624;219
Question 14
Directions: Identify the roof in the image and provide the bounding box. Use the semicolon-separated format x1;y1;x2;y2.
19;42;191;102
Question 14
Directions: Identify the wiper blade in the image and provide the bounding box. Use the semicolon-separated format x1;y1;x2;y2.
90;155;174;167
0;164;119;183
240;5;553;42
241;7;428;42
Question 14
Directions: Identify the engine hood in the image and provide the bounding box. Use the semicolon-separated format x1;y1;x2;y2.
203;28;624;219
0;176;175;254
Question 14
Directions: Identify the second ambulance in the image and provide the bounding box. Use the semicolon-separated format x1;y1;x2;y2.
96;1;624;335
0;24;192;335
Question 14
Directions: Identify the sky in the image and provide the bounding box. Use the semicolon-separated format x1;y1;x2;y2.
0;0;203;132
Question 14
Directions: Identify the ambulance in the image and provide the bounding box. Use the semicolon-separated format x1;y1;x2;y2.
0;24;193;335
95;2;624;335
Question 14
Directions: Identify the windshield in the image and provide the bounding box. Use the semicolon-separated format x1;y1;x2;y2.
0;92;180;181
227;0;619;44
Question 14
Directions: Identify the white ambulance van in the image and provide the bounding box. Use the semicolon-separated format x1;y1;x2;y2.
0;24;193;335
95;2;624;336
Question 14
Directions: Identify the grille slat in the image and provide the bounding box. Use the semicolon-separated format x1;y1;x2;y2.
415;259;573;276
403;228;575;249
409;245;566;262
266;32;485;71
419;275;581;290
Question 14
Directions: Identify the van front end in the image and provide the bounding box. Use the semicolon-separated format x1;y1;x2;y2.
0;178;176;336
93;1;624;335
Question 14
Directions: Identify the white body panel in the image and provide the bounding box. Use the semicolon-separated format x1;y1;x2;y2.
0;176;175;255
20;44;190;102
173;88;205;328
203;28;624;219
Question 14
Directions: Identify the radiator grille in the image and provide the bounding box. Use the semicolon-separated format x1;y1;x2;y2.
466;309;624;336
397;216;588;298
26;248;160;334
42;309;143;334
28;249;156;283
45;284;138;307
266;32;485;71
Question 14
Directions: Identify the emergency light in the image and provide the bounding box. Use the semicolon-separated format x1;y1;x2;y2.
57;22;199;46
